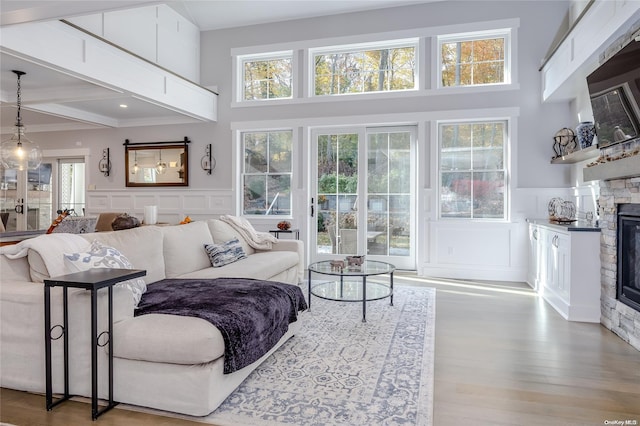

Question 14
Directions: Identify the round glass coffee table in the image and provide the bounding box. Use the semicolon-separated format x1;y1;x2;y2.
307;260;395;322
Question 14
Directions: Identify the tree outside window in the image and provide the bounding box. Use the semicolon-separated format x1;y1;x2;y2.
242;131;292;215
440;33;508;87
314;42;416;95
242;55;292;101
440;121;507;219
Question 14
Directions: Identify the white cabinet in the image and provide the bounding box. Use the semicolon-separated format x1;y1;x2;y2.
527;222;601;322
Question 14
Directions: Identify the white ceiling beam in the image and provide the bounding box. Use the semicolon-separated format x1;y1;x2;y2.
26;104;120;128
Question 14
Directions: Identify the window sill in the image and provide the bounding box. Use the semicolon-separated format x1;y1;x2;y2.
231;83;520;108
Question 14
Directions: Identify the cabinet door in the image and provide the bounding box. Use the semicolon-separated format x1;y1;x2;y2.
527;224;542;289
549;232;571;299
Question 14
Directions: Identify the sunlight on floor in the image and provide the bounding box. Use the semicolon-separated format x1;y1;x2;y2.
391;273;538;297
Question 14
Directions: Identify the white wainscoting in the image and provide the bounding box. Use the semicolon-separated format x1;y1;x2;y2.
86;189;234;224
417;187;589;282
420;221;526;281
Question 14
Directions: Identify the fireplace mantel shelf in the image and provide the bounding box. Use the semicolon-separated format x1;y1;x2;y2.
583;155;640;182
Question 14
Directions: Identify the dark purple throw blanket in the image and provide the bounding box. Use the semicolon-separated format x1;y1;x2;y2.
135;278;307;374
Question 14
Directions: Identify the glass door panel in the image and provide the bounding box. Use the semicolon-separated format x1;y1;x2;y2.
366;129;413;268
316;132;359;256
26;161;53;230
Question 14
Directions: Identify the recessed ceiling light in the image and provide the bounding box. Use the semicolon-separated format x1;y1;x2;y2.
120;104;128;108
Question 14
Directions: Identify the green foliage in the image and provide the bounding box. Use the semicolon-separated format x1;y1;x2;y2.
318;173;358;193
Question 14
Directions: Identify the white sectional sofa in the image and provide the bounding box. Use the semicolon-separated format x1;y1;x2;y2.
0;219;305;416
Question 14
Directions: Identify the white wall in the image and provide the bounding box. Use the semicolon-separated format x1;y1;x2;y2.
67;4;201;82
200;0;573;280
27;1;574;281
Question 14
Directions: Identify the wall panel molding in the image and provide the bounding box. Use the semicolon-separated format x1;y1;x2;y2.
86;189;234;224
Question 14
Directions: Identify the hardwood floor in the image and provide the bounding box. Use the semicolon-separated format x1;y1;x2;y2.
2;276;639;425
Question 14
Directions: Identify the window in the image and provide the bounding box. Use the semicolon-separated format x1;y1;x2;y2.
312;39;417;96
439;121;507;219
240;52;293;101
242;130;292;216
439;30;510;87
58;158;86;214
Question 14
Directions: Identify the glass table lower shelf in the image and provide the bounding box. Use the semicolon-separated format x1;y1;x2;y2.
310;280;392;302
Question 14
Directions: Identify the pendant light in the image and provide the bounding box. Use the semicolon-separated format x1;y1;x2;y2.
130;150;139;175
155;149;167;174
1;70;42;171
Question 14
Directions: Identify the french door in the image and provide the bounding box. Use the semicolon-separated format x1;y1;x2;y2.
311;126;416;270
0;157;85;231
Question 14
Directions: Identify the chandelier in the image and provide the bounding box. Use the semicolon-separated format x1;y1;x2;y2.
1;70;42;171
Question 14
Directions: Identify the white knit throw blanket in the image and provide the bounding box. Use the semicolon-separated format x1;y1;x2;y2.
1;233;89;278
219;215;278;250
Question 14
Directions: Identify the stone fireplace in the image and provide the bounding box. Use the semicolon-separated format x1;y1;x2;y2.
599;177;640;350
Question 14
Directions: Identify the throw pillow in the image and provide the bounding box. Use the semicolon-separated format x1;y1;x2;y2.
204;238;247;267
63;240;147;307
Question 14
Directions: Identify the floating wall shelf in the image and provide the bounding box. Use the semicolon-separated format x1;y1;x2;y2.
550;145;599;164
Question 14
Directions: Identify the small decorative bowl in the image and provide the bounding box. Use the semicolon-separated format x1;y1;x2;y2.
277;220;291;230
346;255;365;266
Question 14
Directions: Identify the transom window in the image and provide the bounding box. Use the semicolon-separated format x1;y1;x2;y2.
240;52;293;101
242;130;293;216
312;39;417;96
439;121;507;219
439;30;510;87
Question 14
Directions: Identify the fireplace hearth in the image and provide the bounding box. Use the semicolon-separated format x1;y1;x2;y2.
617;204;640;312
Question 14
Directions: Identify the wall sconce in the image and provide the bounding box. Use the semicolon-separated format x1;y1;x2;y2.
98;148;111;177
201;143;216;175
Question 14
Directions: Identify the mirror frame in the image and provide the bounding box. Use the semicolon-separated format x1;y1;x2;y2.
125;143;189;187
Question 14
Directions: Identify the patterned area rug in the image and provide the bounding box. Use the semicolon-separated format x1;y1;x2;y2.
203;284;436;426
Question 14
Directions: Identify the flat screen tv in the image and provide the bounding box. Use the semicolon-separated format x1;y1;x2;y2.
586;38;640;148
1;163;52;185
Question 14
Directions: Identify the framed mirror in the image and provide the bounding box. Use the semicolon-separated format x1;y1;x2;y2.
125;142;189;187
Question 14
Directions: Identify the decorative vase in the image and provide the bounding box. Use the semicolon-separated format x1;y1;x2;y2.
576;121;596;149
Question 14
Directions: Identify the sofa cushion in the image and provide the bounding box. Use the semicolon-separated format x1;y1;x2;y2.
206;219;255;256
113;313;224;364
81;226;165;284
63;240;147;307
204;238;247;267
176;250;299;281
162;221;214;278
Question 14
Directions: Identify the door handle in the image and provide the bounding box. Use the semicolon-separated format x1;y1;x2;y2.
310;197;314;217
15;198;24;214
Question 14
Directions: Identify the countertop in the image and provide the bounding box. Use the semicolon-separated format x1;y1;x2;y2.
526;218;601;232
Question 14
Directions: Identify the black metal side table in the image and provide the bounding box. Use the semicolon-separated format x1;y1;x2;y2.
44;268;146;420
269;229;300;239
